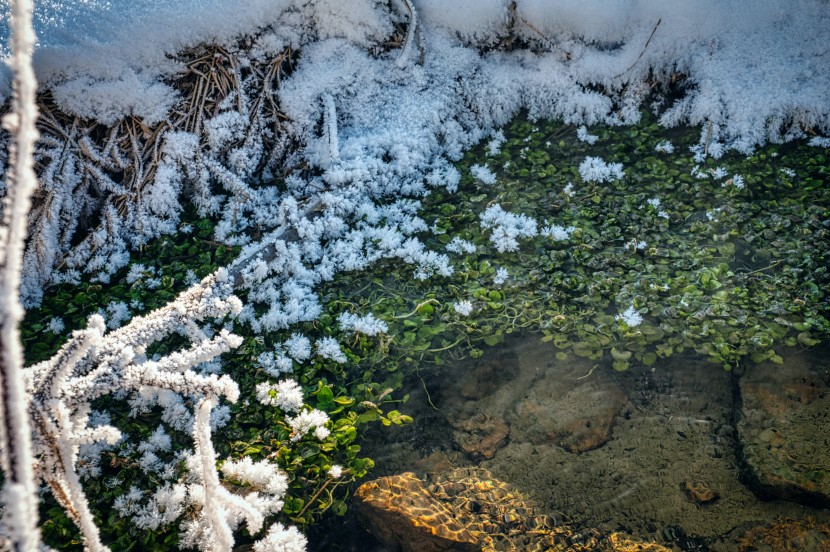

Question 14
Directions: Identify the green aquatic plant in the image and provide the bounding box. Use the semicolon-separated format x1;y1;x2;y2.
320;111;828;374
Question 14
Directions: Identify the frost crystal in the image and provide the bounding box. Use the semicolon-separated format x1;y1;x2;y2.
253;523;307;552
578;156;624;183
45;316;65;334
615;306;644;327
284;333;312;361
470;163;497;185
576;125;598;144
316;336;347;363
256;380;304;413
724;174;745;189
493;267;509;286
337;312;388;336
486;131;505;156
655;140;674;154
287;409;330;442
479;204;538;253
541;224;575;241
445;237;477;255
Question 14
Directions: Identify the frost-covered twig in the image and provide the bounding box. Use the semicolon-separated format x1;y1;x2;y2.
396;0;423;68
322;94;339;166
22;270;245;550
0;0;43;549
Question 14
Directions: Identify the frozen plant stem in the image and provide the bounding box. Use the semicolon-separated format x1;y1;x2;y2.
323;94;339;165
0;0;43;549
396;0;422;68
704;120;713;159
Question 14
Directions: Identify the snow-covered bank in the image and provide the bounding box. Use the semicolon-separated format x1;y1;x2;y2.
1;0;828;305
3;1;828;143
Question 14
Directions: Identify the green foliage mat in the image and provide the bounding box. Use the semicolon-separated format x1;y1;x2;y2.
331;112;829;378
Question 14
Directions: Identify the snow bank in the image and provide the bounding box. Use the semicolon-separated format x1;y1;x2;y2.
1;0;829;306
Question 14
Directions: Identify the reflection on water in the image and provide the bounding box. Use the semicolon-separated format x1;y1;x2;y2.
313;338;830;551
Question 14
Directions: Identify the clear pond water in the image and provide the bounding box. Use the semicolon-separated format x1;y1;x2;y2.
307;114;830;551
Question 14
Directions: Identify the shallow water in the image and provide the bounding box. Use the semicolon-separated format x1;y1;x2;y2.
304;115;830;551
310;337;830;551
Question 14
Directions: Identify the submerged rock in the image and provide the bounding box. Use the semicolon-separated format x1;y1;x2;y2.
353;472;479;552
353;467;672;551
737;517;830;551
682;481;720;505
451;413;509;460
736;351;830;506
510;371;628;453
444;341;630;459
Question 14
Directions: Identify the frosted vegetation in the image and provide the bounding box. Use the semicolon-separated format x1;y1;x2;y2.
0;0;829;550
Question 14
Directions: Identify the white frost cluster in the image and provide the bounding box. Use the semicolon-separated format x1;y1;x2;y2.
337;311;388;336
316;336;347;364
541;224;576;242
479;204;538;253
615;306;644;327
445;237;477;255
724;174;746;189
493;267;509;286
253;523;308;552
655;140;675;154
256;380;304;412
45;316;65;334
105;300;132;329
257;351;295;377
287;409;330;442
625;239;648;251
454;300;474;316
487;130;505;156
284;333;312;361
470;163;497;185
576;125;599;144
578;156;624;183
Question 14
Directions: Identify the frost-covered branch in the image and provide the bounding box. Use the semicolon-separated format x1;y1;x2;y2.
0;0;42;549
22;271;249;551
322;94;339;166
395;0;423;68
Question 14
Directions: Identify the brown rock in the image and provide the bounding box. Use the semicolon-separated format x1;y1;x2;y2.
683;481;719;505
458;357;517;400
451;412;509;460
413;451;454;474
737;517;830;552
353;472;479;552
736;350;830;506
511;373;628;453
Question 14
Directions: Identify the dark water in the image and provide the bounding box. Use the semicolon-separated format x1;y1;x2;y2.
309;337;830;551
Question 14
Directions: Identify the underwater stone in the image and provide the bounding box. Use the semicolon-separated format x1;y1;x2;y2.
736;349;830;507
353;472;479;552
353;468;672;551
509;366;629;453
